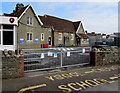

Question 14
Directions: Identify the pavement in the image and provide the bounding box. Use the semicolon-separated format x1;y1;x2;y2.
1;64;120;93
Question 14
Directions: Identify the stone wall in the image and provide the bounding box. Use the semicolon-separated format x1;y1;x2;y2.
2;51;24;79
90;48;119;66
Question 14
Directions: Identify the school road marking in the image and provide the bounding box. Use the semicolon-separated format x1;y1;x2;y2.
18;84;47;93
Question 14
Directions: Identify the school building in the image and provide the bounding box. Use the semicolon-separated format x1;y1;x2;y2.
0;3;89;51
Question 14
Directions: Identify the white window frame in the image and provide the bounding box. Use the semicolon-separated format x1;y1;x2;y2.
27;32;33;41
41;33;44;41
87;39;89;42
2;25;14;45
0;24;2;45
58;33;62;40
0;30;1;45
27;17;33;25
48;29;51;32
71;34;74;40
0;25;1;29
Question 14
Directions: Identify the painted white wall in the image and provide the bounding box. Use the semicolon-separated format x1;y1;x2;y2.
0;16;18;25
0;16;18;51
76;23;85;34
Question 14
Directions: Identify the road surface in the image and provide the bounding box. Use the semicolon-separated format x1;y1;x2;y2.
2;65;120;93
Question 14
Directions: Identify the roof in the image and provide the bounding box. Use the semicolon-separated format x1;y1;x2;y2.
108;34;117;38
114;32;120;36
39;15;77;33
3;4;43;25
3;3;81;32
87;32;101;36
4;5;28;17
77;33;89;39
73;21;81;31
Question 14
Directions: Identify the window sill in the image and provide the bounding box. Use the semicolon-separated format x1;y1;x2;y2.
26;24;33;26
58;39;62;40
27;40;33;42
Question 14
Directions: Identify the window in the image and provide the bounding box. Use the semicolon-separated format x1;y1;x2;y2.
82;39;89;43
0;25;1;45
3;31;13;45
27;33;33;41
58;33;62;40
0;31;1;45
27;17;29;24
41;33;44;41
30;18;32;24
48;29;51;32
87;39;89;42
27;17;33;25
71;34;74;40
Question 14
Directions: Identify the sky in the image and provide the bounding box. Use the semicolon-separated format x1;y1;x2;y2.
0;0;119;34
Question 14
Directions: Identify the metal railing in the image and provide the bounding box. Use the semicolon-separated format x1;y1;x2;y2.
21;47;91;72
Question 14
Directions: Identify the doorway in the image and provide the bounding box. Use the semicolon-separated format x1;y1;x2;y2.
77;38;81;45
48;37;52;45
63;36;65;45
3;31;14;45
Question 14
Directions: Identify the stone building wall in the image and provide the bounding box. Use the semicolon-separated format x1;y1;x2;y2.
2;51;24;79
17;7;51;49
54;32;75;47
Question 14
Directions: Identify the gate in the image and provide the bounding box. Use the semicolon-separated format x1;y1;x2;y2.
22;47;91;72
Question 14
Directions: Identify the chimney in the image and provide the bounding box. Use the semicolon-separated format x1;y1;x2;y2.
14;3;24;13
44;14;47;18
91;32;95;34
85;30;88;33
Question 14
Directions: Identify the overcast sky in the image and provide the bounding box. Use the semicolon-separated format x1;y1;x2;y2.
0;0;119;34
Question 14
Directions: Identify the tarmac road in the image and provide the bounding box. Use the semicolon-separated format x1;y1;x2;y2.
2;65;120;93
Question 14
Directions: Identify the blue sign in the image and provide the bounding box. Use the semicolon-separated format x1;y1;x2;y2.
35;39;39;43
20;39;24;44
54;52;58;58
79;53;83;55
58;41;60;44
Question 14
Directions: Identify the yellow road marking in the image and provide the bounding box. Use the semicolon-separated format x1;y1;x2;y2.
109;74;120;80
109;76;118;80
85;70;94;73
18;84;47;93
84;66;119;74
108;81;115;83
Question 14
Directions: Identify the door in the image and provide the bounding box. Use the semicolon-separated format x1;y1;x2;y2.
48;37;52;45
77;38;80;45
3;31;13;45
63;36;66;46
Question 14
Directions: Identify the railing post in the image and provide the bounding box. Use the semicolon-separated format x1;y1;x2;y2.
60;48;63;67
17;44;19;55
